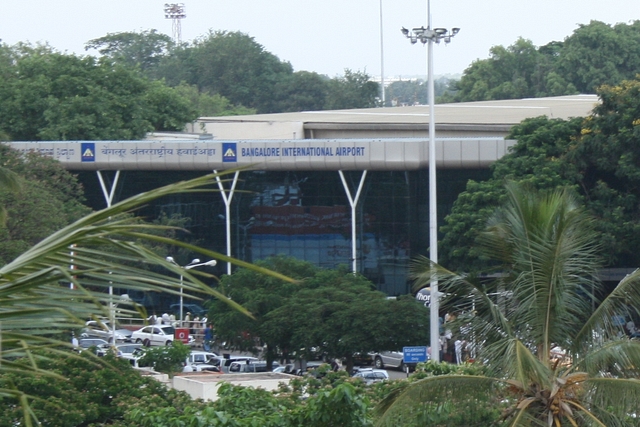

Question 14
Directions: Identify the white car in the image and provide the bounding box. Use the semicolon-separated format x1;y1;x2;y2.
82;320;133;343
352;368;389;385
131;325;194;346
186;351;220;372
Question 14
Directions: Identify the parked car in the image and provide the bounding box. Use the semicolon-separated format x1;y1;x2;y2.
215;356;259;373
131;324;194;346
186;351;220;372
76;338;110;354
272;363;295;374
96;342;143;358
122;347;147;368
229;361;280;373
372;351;414;370
348;352;373;366
81;320;133;343
352;368;389;385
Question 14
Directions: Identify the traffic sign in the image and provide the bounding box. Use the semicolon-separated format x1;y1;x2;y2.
403;346;428;363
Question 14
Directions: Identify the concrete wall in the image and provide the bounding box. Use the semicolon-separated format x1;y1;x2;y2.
172;373;293;401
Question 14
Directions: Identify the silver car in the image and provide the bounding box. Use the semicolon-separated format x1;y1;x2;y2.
82;320;133;343
353;368;389;385
372;351;406;370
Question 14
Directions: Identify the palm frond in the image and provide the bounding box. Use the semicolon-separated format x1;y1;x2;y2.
581;377;640;424
0;170;297;422
376;375;504;426
577;268;640;344
577;339;640;378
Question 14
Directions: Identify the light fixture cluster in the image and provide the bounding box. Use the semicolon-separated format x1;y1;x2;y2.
164;3;186;19
401;26;460;45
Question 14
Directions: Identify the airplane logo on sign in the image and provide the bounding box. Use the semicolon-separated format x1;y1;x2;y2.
222;143;237;162
81;143;95;162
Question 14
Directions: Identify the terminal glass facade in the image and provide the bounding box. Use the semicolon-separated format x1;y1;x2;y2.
78;168;489;296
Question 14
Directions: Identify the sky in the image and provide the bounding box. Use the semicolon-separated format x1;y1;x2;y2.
1;0;638;80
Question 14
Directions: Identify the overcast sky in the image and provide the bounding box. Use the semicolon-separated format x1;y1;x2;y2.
1;1;637;79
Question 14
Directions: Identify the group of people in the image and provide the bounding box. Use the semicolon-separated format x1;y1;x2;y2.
438;312;473;364
147;312;176;326
146;311;208;332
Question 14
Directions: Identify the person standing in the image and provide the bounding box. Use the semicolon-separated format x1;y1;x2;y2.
203;323;214;352
183;312;191;329
454;338;464;364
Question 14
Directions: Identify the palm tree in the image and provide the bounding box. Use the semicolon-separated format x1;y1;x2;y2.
378;182;640;426
0;171;294;426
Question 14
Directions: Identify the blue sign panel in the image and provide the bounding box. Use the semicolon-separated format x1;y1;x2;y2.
403;346;428;363
222;142;237;162
81;142;95;162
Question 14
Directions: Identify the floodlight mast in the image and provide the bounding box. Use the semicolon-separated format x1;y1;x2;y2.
166;256;216;326
401;0;459;363
164;3;186;44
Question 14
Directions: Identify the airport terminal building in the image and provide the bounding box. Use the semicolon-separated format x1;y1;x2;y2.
5;95;599;295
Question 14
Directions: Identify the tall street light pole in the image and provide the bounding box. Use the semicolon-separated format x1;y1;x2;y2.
166;257;217;326
402;3;459;362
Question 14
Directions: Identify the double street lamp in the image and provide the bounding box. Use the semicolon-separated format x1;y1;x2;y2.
402;2;459;362
166;257;217;326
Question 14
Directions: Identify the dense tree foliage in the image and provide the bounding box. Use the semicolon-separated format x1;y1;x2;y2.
85;29;174;75
209;256;430;371
86;30;379;114
440;76;640;270
452;20;640;102
0;352;195;427
261;266;430;372
384;77;456;106
0;146;90;263
1;346;499;427
0;43;197;141
155;31;294;114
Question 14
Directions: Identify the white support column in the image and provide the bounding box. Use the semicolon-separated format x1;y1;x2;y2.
214;170;240;276
96;170;121;344
96;170;121;208
338;170;368;273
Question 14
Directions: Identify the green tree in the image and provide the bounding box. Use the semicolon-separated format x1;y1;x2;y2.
0;43;197;141
325;69;379;110
211;258;429;373
453;38;575;102
380;183;640;426
566;77;640;267
137;340;191;377
386;77;457;106
156;31;294;114
172;82;256;117
84;29;174;75
0;146;91;263
557;20;640;93
440;115;583;271
272;70;330;112
262;269;430;373
442;76;640;270
209;255;315;365
0;351;197;427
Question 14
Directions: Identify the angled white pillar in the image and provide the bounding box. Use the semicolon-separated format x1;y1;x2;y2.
339;170;368;273
214;170;240;275
96;170;121;344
